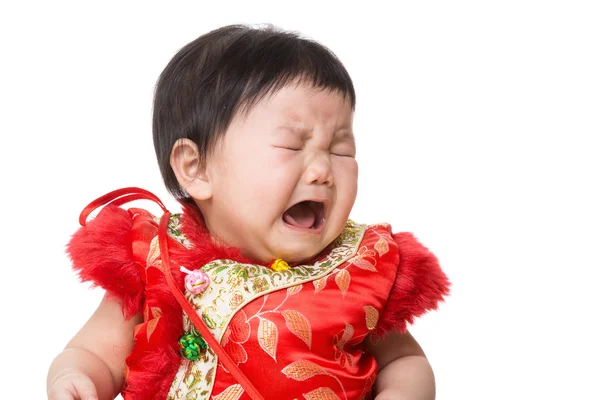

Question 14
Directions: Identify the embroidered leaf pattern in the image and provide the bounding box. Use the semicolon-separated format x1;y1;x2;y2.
183;364;202;389
313;276;327;293
359;374;377;400
287;285;303;296
374;237;389;256
224;340;248;365
146;236;161;265
229;310;251;343
282;310;312;349
338;323;354;345
336;350;354;369
258;317;278;361
205;367;215;384
303;387;341;400
281;360;328;381
335;269;350;294
146;318;159;342
213;384;244;400
352;258;377;272
150;306;162;318
364;306;379;330
334;323;356;370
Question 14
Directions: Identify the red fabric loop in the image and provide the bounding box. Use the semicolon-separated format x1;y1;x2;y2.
79;187;168;226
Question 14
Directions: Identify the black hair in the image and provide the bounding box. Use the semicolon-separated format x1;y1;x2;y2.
152;24;356;200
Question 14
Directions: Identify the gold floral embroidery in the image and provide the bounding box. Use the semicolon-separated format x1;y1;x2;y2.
313;243;379;297
146;318;159;341
167;220;367;400
146;235;161;266
364;306;379;331
333;323;355;369
312;276;327;293
287;284;303;296
257;317;278;361
183;363;203;389
245;288;312;358
212;384;244;400
282;360;348;400
221;311;250;365
348;246;377;272
282;310;312;349
374;237;389;257
359;374;376;400
303;387;341;400
150;306;162;318
167;214;190;246
141;305;162;342
282;360;328;381
334;269;351;295
251;277;269;292
228;292;244;309
332;219;361;247
332;320;370;373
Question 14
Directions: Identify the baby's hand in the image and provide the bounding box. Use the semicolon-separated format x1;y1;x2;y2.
47;370;98;400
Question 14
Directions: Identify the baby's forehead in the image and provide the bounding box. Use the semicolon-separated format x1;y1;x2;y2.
250;84;353;118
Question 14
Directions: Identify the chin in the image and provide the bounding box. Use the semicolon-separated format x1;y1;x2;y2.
277;243;326;264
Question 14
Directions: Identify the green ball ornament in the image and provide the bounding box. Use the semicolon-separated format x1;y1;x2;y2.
179;332;208;360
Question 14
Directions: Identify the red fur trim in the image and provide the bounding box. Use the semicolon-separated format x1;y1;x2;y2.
125;347;179;400
66;204;144;318
123;269;183;399
374;232;450;338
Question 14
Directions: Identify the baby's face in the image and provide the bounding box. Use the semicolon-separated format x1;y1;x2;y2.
201;83;358;263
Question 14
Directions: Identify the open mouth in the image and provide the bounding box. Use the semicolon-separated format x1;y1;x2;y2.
282;200;326;232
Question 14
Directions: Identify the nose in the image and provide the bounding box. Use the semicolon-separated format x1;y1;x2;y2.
303;153;333;187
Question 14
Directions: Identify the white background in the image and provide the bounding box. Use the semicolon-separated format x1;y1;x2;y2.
1;1;599;398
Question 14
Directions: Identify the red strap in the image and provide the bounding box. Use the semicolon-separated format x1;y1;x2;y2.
159;212;264;400
78;187;168;226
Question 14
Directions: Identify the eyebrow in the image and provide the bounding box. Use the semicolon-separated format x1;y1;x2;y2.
334;130;355;143
275;124;355;143
275;124;310;138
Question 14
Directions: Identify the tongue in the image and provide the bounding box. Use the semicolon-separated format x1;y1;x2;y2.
283;202;316;228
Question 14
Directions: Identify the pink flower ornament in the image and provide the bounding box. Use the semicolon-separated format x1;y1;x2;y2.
180;266;210;295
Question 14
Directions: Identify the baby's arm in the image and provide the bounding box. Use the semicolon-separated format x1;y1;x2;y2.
366;332;435;400
47;295;141;400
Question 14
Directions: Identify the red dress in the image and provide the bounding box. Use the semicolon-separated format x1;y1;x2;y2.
68;196;449;400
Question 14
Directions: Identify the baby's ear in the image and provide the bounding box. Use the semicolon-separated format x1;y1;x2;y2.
170;138;212;200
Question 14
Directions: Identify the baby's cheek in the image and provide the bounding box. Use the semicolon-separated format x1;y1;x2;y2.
336;163;358;192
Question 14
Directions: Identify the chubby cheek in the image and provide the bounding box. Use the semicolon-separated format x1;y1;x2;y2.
256;150;303;193
220;158;295;222
338;185;358;222
335;159;359;206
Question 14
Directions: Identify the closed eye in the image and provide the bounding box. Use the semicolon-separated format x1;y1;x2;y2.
274;146;302;152
330;136;356;158
332;152;355;158
330;144;356;158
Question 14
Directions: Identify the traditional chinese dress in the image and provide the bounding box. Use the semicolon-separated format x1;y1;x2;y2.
67;190;450;400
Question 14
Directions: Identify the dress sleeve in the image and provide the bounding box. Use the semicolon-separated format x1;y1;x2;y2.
375;232;450;337
66;204;145;318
